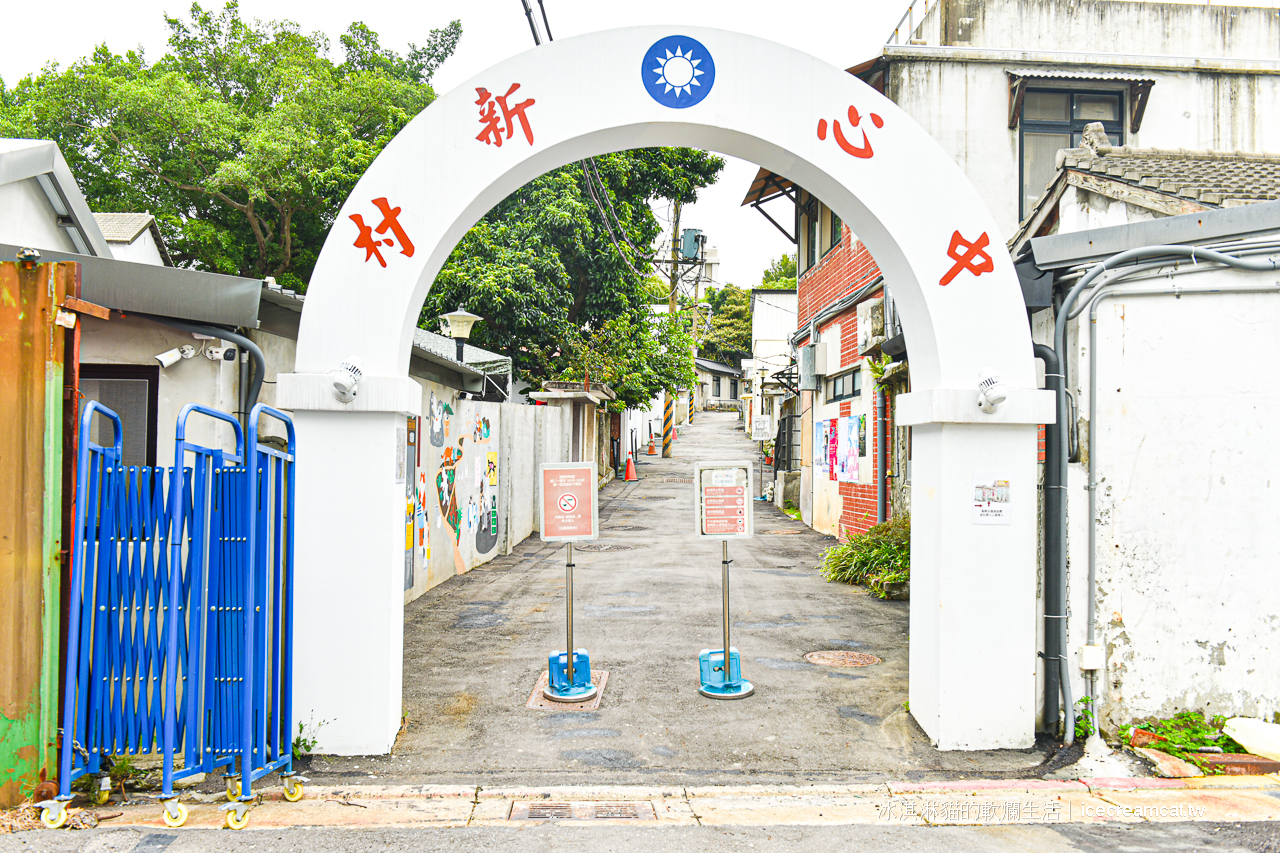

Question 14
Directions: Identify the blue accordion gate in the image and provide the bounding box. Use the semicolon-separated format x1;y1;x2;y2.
42;402;301;830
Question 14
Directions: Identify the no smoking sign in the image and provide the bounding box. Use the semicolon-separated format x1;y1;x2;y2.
558;493;577;513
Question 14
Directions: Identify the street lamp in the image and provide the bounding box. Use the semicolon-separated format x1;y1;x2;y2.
440;307;482;362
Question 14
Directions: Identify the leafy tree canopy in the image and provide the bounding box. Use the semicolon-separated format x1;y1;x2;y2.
0;2;461;288
555;313;697;413
422;149;723;402
698;283;752;367
760;252;797;288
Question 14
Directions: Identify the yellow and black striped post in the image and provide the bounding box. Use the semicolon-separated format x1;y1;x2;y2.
662;395;674;457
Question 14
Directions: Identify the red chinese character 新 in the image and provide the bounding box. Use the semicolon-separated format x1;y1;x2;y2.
817;105;884;159
475;83;536;147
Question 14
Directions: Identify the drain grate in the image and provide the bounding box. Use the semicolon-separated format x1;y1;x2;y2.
761;530;804;535
509;801;657;821
633;495;675;500
804;650;881;667
662;477;694;484
573;542;635;552
608;525;650;532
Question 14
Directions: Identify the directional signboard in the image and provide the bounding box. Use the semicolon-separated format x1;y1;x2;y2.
694;461;753;539
540;462;599;542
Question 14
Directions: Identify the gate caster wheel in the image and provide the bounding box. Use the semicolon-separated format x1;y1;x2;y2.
283;781;304;802
225;807;250;830
93;788;111;805
225;778;241;802
40;806;68;829
161;801;188;828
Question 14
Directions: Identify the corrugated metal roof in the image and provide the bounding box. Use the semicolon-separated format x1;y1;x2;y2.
695;357;741;376
741;167;796;207
1005;69;1155;84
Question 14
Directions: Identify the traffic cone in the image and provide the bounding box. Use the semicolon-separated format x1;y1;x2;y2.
624;451;639;481
647;436;657;455
673;427;679;441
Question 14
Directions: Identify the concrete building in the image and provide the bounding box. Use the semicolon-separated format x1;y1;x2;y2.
693;356;741;412
743;0;1280;736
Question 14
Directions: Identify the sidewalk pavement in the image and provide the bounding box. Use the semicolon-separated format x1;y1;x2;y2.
31;774;1280;831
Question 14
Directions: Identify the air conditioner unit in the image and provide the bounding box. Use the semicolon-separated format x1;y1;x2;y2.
799;342;829;390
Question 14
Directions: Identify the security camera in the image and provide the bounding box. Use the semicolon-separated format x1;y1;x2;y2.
156;345;196;368
329;356;363;403
204;346;238;361
977;367;1008;414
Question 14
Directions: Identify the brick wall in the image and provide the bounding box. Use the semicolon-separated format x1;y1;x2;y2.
799;230;890;538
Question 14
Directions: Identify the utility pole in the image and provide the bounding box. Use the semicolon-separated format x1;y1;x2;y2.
663;200;681;458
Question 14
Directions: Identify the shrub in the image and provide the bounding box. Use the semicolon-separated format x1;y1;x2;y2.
818;515;909;597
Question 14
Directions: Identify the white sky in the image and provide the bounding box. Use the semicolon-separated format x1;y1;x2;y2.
7;1;1267;288
0;0;914;290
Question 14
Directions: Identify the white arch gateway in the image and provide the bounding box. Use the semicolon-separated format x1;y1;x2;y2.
278;27;1054;754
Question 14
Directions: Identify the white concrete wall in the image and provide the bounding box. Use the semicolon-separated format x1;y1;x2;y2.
927;0;1280;59
79;315;242;457
1061;264;1280;731
752;290;798;375
107;229;166;266
888;60;1280;235
0;178;81;254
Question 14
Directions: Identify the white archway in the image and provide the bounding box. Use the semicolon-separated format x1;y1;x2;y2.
278;26;1054;754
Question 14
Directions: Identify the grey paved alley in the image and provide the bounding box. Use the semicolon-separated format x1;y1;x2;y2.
304;412;1051;786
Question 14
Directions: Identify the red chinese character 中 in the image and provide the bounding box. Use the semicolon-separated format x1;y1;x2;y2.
817;105;884;159
350;197;415;268
940;230;994;286
475;83;536;147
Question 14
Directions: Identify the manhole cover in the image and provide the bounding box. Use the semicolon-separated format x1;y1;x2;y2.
608;525;650;531
574;543;635;552
509;801;657;821
804;650;881;667
634;495;674;500
663;477;694;484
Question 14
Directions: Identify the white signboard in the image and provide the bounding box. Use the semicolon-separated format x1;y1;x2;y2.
694;461;754;539
973;469;1012;525
751;415;772;441
540;462;600;542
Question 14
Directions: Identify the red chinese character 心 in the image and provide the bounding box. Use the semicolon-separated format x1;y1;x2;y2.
476;83;536;147
350;197;415;268
817;105;884;159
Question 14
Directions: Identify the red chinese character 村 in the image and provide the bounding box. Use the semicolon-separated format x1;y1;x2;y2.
350;197;415;268
475;83;536;147
817;105;884;159
940;230;994;286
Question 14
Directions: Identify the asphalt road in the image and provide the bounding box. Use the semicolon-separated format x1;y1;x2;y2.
5;821;1279;853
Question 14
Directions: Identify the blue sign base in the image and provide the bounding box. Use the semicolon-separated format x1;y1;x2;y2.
545;648;597;702
698;648;754;699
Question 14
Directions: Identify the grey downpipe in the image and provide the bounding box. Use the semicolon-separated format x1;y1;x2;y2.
135;313;267;418
876;388;888;524
1054;245;1279;743
1033;343;1064;738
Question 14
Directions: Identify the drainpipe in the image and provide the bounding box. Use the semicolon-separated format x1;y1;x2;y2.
876;387;888;524
1033;344;1063;736
1054;245;1279;743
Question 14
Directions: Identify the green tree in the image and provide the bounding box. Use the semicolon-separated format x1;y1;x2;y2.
556;313;697;413
760;252;797;288
421;148;723;395
0;2;460;288
698;283;752;367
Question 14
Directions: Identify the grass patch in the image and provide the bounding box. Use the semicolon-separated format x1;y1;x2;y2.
818;515;909;598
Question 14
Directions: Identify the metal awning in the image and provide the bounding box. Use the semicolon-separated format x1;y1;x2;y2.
1;242;261;327
1007;70;1156;131
740;168;799;245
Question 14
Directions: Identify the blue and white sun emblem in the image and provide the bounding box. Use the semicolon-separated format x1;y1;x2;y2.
642;35;715;109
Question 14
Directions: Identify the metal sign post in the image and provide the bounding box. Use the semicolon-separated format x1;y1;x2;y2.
539;462;600;702
694;461;754;699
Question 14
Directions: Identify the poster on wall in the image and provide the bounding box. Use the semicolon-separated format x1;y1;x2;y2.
973;470;1012;525
828;421;838;481
835;416;858;483
857;414;866;458
487;451;499;486
815;419;830;474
